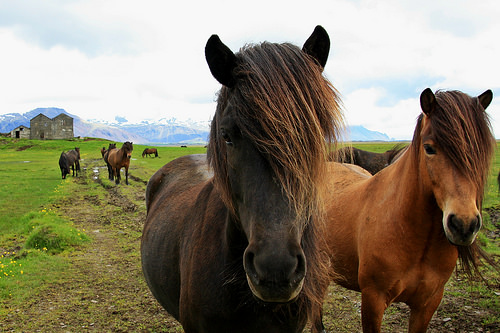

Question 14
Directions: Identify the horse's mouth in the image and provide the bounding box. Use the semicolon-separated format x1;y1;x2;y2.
246;274;304;303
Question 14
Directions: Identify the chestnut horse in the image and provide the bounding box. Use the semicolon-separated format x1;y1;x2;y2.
58;147;80;179
141;26;343;333
142;148;158;158
331;144;406;174
106;141;133;185
321;88;495;332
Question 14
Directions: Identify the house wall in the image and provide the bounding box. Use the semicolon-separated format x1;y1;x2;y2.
30;115;52;139
10;126;30;139
29;113;74;140
52;115;74;139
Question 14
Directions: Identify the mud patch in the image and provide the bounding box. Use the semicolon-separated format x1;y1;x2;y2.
16;145;34;151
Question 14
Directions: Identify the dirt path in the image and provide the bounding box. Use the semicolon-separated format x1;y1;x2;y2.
3;158;499;332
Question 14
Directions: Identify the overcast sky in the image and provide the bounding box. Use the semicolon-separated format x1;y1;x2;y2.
0;0;498;140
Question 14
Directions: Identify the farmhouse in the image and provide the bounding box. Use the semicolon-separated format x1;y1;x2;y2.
10;125;31;139
30;113;74;140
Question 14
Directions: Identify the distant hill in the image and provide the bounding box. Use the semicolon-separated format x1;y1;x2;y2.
0;108;393;143
341;125;393;141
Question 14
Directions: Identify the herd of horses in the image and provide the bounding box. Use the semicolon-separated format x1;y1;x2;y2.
140;26;497;333
60;142;136;185
57;26;496;332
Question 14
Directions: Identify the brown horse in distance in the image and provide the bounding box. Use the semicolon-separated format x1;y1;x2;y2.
142;148;158;158
141;26;343;333
106;141;133;185
320;89;495;332
331;144;406;175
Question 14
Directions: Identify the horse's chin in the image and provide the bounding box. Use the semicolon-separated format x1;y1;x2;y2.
443;222;478;246
445;232;477;246
246;274;304;303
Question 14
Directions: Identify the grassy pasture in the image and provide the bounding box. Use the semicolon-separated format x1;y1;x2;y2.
0;137;498;331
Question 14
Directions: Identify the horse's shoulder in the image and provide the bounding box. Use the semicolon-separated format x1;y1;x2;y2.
146;154;212;212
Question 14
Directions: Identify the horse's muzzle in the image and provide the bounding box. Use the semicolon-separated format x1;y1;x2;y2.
243;246;306;303
444;213;481;246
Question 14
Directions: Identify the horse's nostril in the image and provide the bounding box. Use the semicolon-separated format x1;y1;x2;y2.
447;214;462;234
470;214;481;234
244;250;258;281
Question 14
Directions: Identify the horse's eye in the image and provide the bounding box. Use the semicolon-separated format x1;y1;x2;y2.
221;129;233;146
423;144;436;155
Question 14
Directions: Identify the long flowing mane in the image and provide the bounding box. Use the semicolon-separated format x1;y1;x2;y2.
207;40;344;318
411;90;495;276
208;41;343;219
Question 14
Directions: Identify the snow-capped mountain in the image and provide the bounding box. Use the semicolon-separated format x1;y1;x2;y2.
0;108;210;144
0;108;393;143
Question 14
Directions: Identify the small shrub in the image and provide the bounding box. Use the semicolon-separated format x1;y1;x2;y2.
25;223;90;254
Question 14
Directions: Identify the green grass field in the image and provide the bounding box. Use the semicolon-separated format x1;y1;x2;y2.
0;137;498;331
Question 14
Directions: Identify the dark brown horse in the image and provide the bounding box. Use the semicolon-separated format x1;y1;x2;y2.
105;141;133;185
58;147;80;179
101;143;116;159
142;148;158;158
321;89;495;332
141;26;343;333
331;144;406;175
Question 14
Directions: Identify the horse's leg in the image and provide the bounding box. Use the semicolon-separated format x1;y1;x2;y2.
115;167;120;185
125;166;129;185
71;164;75;177
408;290;444;333
361;290;387;333
108;163;114;180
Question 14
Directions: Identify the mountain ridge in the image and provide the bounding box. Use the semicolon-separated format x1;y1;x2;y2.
0;108;393;143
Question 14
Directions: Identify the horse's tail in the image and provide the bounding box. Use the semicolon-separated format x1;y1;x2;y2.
155;149;158;157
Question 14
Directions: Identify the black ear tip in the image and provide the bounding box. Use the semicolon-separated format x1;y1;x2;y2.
205;33;237;87
478;89;493;109
205;35;221;55
421;87;433;96
303;25;330;69
313;25;328;37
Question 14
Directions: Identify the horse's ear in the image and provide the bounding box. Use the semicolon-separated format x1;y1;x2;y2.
302;25;330;70
205;35;237;88
420;88;437;115
478;89;493;110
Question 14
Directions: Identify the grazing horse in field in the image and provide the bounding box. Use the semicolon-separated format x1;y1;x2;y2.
331;144;407;174
142;148;158;158
58;147;80;179
141;26;343;333
106;141;133;185
320;88;495;332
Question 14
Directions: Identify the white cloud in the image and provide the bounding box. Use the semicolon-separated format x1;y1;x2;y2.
0;0;498;139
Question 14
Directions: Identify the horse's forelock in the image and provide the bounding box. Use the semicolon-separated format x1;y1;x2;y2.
432;91;495;199
208;41;344;220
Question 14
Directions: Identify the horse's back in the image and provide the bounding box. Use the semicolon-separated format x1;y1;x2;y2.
326;162;370;191
145;154;212;213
